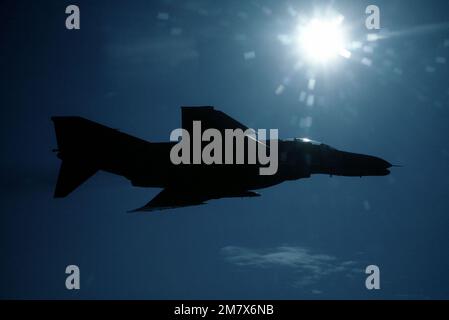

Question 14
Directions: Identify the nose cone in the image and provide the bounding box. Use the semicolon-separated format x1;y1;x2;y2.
339;151;392;176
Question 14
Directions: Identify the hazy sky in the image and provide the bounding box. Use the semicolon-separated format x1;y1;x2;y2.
1;0;449;299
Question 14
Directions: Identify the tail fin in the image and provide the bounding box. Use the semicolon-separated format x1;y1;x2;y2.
52;116;151;197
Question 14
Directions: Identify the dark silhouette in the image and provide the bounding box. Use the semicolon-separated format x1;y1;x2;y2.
52;107;393;211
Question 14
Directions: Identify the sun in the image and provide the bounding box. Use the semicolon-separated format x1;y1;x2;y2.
297;17;350;64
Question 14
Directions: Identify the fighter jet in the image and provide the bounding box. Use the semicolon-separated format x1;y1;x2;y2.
52;106;393;211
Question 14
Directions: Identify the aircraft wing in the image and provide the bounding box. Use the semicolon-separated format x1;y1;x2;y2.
129;188;210;212
129;188;260;212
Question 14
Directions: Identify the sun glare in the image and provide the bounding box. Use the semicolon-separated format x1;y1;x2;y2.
297;17;350;64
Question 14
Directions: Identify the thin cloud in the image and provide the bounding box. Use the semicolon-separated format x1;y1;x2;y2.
221;246;359;288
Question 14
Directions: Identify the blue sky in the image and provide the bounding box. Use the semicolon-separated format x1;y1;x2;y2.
1;0;449;299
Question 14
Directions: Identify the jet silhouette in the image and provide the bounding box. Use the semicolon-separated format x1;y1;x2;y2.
52;106;393;211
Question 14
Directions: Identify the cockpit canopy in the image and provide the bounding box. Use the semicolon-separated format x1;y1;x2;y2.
296;137;321;145
286;137;336;150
